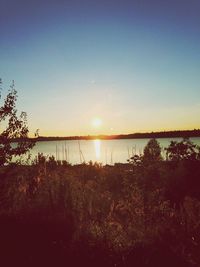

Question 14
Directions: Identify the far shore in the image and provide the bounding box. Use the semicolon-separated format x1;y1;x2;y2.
14;129;200;142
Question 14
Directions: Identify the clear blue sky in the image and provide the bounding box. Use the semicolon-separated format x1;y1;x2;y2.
1;0;200;136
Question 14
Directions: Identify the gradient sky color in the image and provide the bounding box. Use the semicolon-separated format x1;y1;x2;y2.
1;0;200;136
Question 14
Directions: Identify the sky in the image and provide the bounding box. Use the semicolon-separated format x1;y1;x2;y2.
0;0;200;136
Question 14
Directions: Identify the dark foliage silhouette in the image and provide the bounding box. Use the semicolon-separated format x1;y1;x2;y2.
165;137;200;161
143;138;162;163
0;79;35;166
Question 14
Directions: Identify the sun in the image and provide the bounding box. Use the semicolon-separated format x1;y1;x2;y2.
92;118;102;128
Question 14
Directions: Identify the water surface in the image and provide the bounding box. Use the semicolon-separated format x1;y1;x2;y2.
26;137;200;165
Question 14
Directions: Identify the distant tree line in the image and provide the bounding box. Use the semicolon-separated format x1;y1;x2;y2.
14;129;200;142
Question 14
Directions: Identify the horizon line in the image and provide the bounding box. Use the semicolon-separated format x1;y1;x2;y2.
28;129;200;141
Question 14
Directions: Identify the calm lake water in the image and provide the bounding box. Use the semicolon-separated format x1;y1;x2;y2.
25;137;200;165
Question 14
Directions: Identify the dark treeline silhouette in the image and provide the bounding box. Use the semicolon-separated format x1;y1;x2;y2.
0;138;200;267
14;129;200;142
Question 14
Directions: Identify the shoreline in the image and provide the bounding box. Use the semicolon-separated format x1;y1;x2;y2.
23;129;200;142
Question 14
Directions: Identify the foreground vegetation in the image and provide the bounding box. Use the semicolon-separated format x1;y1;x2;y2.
0;138;200;266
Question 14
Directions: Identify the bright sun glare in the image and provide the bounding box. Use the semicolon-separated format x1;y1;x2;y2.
92;118;102;128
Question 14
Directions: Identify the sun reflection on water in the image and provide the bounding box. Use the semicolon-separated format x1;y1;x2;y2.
94;139;101;159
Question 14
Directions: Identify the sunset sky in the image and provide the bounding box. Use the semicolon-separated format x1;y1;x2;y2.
1;0;200;136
